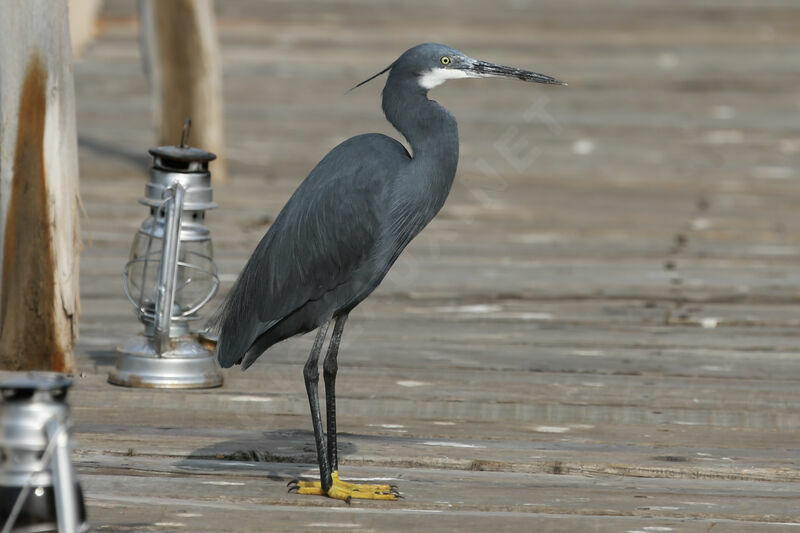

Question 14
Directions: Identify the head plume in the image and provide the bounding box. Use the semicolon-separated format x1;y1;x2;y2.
346;62;394;93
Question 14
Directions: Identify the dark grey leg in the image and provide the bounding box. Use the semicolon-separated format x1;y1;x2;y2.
323;313;348;472
303;320;332;491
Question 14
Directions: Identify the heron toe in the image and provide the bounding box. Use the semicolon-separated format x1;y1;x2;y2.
288;471;399;501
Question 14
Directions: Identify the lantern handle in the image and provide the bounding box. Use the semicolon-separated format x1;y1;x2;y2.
1;419;74;533
180;118;191;148
153;182;186;354
47;417;81;533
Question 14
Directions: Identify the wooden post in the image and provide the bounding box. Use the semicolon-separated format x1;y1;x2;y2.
0;0;81;371
140;0;227;181
68;0;105;57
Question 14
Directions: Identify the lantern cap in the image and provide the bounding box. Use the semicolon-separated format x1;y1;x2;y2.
148;119;215;171
148;145;217;165
141;119;216;209
142;146;217;210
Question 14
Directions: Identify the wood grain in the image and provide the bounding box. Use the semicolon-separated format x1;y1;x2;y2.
62;0;800;530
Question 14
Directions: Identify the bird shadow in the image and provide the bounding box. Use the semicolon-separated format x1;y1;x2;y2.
174;429;358;482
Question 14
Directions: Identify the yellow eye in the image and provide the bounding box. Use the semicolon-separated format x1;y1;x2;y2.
440;56;451;65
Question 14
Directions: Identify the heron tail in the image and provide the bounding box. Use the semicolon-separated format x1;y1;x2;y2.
209;269;261;368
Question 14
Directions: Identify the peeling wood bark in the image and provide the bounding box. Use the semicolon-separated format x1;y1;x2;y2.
0;0;81;371
140;0;227;181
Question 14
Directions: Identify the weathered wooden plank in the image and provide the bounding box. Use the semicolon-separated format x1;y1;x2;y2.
63;354;799;488
58;0;800;530
77;464;800;532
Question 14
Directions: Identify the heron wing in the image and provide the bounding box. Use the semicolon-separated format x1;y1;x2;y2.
215;134;410;367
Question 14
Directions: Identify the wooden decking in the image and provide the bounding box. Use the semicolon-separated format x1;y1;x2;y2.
56;0;800;530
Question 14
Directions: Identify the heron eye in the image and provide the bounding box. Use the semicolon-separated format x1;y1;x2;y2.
440;56;451;66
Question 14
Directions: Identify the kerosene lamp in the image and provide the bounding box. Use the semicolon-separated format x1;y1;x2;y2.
109;121;223;388
0;373;88;532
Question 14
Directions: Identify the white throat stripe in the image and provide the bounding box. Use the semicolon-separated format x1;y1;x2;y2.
418;68;480;89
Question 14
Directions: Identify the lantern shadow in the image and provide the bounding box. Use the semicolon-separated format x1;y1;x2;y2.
85;349;117;367
175;429;359;482
78;135;150;170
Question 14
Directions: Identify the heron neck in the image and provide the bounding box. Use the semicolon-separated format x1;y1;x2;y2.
381;77;459;170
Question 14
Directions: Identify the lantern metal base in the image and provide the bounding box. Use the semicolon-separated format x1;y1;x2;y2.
109;334;223;389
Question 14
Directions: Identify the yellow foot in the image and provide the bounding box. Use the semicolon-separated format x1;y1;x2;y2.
288;471;400;502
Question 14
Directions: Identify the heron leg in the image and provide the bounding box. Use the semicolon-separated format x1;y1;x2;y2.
323;312;348;472
288;314;399;501
302;320;332;491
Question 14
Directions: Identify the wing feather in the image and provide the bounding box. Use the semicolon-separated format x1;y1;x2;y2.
214;134;410;367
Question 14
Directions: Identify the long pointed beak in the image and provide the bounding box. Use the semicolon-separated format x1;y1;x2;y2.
465;59;566;86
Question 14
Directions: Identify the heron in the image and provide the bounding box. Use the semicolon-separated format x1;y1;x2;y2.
214;43;564;502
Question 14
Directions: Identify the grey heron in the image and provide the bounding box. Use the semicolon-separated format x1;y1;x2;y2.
214;43;564;501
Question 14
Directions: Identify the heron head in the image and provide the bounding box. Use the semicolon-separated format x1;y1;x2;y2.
350;43;566;92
